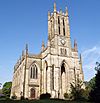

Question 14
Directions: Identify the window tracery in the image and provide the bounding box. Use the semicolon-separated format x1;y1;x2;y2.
30;64;38;79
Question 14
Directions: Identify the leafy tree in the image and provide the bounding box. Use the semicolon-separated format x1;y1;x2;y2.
0;83;2;88
2;82;12;97
88;77;95;90
89;62;100;102
82;77;95;100
70;79;84;100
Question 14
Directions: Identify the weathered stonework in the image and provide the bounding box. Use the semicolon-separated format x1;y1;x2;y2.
11;3;84;99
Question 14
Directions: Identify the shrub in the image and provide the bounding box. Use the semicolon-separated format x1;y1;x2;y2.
11;95;17;100
25;98;28;100
0;95;6;100
64;93;69;99
2;82;12;98
69;79;86;101
40;93;51;99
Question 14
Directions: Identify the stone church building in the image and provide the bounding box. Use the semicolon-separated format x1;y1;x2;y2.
11;3;84;99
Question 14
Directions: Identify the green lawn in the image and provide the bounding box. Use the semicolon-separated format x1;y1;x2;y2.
0;99;93;103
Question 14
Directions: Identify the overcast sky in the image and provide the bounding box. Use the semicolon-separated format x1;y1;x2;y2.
0;0;100;88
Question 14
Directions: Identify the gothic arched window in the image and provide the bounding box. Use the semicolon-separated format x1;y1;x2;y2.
45;61;48;92
30;67;33;78
63;28;65;36
63;18;65;36
61;63;65;75
30;64;38;79
52;65;54;90
63;18;65;26
58;16;60;34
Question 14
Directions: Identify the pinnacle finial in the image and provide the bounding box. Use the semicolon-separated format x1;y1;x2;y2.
26;44;28;50
42;41;45;47
80;54;82;59
80;54;82;63
80;53;83;75
48;11;50;20
74;39;78;52
65;6;68;16
60;8;62;14
48;11;50;16
66;6;68;11
54;2;56;12
25;44;28;55
41;41;45;52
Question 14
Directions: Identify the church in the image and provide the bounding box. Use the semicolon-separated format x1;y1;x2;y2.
11;3;84;99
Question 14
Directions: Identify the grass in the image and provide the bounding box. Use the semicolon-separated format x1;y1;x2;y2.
0;99;93;103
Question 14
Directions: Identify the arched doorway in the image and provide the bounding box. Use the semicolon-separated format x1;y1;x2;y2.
30;88;35;99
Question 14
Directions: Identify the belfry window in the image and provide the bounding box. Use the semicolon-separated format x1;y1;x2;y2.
59;26;60;34
63;18;65;36
30;64;38;79
58;17;60;34
63;28;65;36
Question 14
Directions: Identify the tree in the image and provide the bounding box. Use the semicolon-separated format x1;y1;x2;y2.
0;83;2;94
89;62;100;102
70;79;84;100
0;83;2;88
88;77;95;90
2;82;12;97
82;77;95;100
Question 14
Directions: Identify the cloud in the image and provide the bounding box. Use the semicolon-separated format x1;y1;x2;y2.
82;45;100;81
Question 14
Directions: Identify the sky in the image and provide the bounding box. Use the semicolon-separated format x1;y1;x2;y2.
0;0;100;88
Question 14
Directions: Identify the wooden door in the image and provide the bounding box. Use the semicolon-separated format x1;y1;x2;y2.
30;88;35;99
